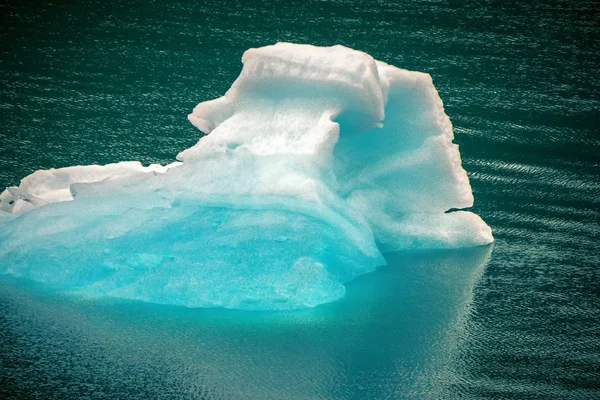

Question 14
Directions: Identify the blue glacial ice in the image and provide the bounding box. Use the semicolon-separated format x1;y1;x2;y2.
0;43;493;310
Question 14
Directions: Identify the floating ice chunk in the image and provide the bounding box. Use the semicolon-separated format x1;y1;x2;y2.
0;43;493;310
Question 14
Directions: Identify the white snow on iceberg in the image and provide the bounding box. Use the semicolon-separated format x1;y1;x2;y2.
0;43;493;310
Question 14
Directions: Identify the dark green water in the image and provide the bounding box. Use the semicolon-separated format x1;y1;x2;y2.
1;0;599;399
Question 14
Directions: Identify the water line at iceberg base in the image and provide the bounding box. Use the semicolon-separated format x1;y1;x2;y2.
0;43;493;310
0;245;493;398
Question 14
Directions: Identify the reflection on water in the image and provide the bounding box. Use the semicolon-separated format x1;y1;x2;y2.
0;246;491;399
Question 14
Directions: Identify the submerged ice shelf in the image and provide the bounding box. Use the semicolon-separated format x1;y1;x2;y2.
0;43;493;310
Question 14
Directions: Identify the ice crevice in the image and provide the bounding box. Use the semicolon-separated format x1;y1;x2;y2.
0;43;493;310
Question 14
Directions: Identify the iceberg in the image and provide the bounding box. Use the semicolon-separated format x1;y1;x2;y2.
0;43;493;310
